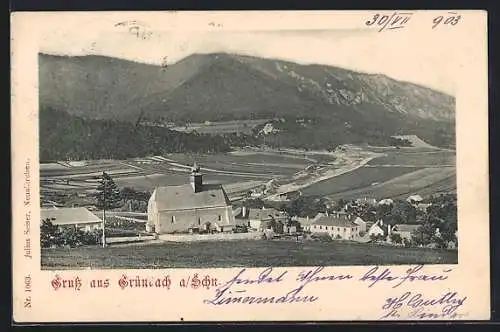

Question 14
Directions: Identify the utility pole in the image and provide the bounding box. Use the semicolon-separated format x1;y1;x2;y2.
102;173;107;248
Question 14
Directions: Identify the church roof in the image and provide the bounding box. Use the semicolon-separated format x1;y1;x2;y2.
151;184;231;211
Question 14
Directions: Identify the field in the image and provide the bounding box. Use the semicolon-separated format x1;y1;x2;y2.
331;167;456;201
301;166;421;197
367;150;456;167
40;149;322;201
302;146;456;200
41;240;457;270
40;143;456;205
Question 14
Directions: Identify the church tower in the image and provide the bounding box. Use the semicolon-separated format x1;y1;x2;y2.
190;162;203;193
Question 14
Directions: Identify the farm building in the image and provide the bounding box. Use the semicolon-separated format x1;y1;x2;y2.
310;212;360;240
392;224;422;241
41;207;102;232
146;164;235;234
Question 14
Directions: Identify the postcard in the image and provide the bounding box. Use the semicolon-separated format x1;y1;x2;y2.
11;10;489;322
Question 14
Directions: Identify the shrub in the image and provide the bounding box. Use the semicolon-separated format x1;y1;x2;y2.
40;219;100;248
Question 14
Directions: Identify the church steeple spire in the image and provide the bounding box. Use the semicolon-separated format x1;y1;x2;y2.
190;162;203;192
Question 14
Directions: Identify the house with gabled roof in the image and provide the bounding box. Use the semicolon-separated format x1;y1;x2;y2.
367;220;385;237
247;207;287;232
392;223;422;241
310;211;361;240
41;207;102;232
146;164;235;234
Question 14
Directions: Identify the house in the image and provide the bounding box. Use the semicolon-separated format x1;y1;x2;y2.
293;216;314;232
367;220;385;237
283;224;297;234
146;163;235;234
392;224;422;241
353;216;367;233
416;203;432;212
233;206;250;227
268;190;301;202
406;194;423;205
41;200;63;209
310;212;360;240
378;198;394;206
41;207;102;232
355;197;377;206
247;207;287;232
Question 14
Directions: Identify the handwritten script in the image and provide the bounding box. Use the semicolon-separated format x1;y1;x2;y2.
203;265;454;307
380;291;468;320
114;20;153;40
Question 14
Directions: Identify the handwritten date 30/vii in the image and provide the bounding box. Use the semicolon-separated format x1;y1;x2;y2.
366;11;462;32
365;12;413;32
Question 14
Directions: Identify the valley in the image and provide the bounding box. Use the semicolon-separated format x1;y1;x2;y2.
40;142;456;208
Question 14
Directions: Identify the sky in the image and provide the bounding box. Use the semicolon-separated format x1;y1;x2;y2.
38;20;458;95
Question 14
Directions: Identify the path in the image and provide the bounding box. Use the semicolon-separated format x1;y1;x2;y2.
265;149;383;199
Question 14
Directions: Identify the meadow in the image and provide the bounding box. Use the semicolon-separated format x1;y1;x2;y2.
327;169;456;201
41;239;458;270
301;166;420;197
367;150;456;167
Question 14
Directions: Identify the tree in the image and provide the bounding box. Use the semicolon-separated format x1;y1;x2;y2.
411;220;437;246
40;219;60;248
403;238;412;248
389;233;403;245
370;233;386;243
95;172;122;246
95;172;122;210
286;196;329;218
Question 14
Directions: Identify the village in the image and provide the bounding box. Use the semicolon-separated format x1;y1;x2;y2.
40;161;458;252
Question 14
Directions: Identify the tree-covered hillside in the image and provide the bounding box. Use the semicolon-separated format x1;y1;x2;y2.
39;107;233;161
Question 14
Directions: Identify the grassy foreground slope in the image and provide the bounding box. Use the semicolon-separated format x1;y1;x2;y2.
41;240;457;270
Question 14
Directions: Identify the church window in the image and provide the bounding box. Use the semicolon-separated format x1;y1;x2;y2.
218;215;222;221
198;218;201;225
171;216;175;224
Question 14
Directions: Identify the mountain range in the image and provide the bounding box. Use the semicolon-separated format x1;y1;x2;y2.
39;52;456;149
